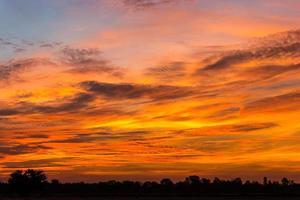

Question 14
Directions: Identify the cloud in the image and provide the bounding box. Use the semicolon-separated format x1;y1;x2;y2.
248;29;300;49
45;134;97;144
200;51;254;72
191;32;300;91
206;107;240;120
0;92;95;117
61;47;124;77
0;58;52;81
0;144;52;156
0;89;138;119
198;43;300;73
31;93;95;114
122;0;176;9
80;80;194;101
231;122;278;132
244;91;300;112
184;122;278;136
39;41;62;48
0;108;21;116
196;30;300;74
242;63;300;80
61;47;101;63
14;134;49;139
45;130;149;144
0;45;125;84
144;61;187;82
2;158;72;168
0;38;18;49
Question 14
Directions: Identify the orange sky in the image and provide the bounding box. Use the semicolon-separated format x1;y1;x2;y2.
1;0;300;182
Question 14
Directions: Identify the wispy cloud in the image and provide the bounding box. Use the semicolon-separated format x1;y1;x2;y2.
80;80;194;101
122;0;177;10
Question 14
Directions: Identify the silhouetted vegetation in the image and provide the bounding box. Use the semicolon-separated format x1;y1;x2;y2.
1;169;300;197
7;169;47;196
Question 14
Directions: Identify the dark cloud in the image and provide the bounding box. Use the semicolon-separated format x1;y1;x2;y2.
0;38;30;54
0;46;124;82
46;131;148;144
62;47;101;63
248;29;300;49
21;40;35;46
0;108;21;116
0;58;52;81
243;63;300;80
193;33;300;88
15;134;49;139
244;92;300;112
0;144;52;156
2;38;62;49
145;61;187;82
80;80;194;101
14;47;26;53
196;42;300;73
123;0;175;9
48;134;95;144
200;51;253;71
62;47;124;77
206;107;240;120
31;93;95;114
39;41;62;48
2;158;72;168
0;92;95;117
40;43;54;48
232;122;277;132
0;38;16;47
14;92;33;99
84;106;134;117
179;122;278;140
0;88;139;118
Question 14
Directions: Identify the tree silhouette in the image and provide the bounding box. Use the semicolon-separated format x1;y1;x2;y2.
8;169;47;196
8;170;28;196
2;169;300;197
160;178;173;186
281;177;293;186
185;175;200;184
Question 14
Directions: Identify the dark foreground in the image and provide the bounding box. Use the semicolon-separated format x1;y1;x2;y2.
2;197;300;200
3;170;300;199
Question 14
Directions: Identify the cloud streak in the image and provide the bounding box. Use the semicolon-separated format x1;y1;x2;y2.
61;47;124;77
80;81;194;101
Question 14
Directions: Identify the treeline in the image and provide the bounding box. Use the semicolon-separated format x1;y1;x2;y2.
0;169;300;197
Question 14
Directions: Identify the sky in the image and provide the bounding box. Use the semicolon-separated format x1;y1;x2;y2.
0;0;300;182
